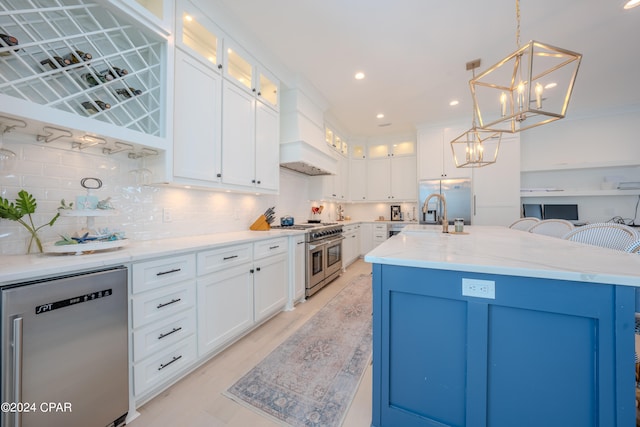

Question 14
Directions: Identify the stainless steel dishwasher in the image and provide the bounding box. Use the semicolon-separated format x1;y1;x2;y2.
1;266;128;427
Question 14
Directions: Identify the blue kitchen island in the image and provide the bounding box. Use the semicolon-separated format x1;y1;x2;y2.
364;225;640;427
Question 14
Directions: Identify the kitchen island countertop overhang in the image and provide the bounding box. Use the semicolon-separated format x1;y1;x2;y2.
364;224;640;287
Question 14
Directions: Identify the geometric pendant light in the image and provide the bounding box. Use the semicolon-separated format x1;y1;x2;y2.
469;0;582;133
451;59;502;168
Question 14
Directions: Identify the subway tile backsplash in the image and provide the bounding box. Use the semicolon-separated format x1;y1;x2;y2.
0;133;316;255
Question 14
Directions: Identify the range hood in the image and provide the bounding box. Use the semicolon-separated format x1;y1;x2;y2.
280;141;337;176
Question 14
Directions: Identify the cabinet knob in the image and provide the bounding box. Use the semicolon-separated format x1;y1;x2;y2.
256;267;261;272
216;173;221;178
218;64;222;70
250;269;254;274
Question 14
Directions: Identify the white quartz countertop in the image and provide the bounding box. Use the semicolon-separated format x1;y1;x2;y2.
364;225;640;287
0;229;305;285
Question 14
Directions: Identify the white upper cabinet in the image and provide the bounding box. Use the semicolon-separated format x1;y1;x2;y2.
221;77;279;193
472;133;521;226
224;39;279;112
0;0;169;151
257;66;279;111
172;49;221;184
223;40;253;92
152;0;279;193
254;100;280;191
418;125;471;180
366;140;417;201
221;81;256;187
350;143;367;201
176;3;222;72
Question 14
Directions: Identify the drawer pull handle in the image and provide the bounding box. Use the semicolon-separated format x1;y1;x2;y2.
158;327;182;340
157;298;181;309
158;355;182;371
269;245;279;250
223;255;238;261
157;268;181;276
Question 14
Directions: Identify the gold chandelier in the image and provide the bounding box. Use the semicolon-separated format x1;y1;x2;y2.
451;59;501;168
469;0;582;133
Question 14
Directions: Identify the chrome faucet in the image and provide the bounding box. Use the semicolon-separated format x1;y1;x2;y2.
422;193;448;233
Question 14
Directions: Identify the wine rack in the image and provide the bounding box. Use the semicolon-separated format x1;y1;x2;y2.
0;0;165;138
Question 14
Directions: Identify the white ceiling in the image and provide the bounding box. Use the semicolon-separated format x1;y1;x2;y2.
217;0;640;137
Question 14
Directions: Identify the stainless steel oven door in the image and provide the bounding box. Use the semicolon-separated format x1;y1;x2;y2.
307;241;326;293
324;236;344;280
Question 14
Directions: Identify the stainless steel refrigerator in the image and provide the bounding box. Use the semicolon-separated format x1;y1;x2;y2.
418;178;472;225
1;266;129;427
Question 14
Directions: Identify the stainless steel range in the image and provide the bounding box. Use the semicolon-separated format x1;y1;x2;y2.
271;222;344;297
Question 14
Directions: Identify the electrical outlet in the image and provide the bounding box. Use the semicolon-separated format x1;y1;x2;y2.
163;208;172;223
462;278;495;299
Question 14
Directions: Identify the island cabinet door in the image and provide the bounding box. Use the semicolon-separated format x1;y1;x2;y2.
370;264;636;427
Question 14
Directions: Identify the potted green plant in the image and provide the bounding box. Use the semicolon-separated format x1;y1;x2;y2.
0;190;60;254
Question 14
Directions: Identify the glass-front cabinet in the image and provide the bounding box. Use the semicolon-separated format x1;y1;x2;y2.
224;39;279;111
177;8;221;70
368;140;415;158
257;68;278;110
224;42;253;91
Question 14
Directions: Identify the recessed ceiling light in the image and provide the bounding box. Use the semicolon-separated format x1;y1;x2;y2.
376;113;385;119
624;0;640;9
354;72;365;80
449;100;459;106
184;14;193;22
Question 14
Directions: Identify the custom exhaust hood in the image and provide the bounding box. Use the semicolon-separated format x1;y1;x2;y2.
280;141;337;176
279;88;337;176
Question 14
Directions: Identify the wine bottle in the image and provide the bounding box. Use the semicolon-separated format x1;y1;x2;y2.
112;66;128;77
100;66;128;79
64;50;93;63
82;70;114;86
82;100;111;114
115;87;142;98
0;33;19;56
40;56;71;69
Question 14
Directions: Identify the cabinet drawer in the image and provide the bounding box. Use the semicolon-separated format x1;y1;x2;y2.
197;243;252;276
133;335;197;397
254;237;288;260
132;280;196;328
373;233;388;242
373;224;389;231
133;309;197;363
132;254;196;294
344;223;360;232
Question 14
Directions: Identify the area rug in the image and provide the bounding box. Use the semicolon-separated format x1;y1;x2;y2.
225;274;372;427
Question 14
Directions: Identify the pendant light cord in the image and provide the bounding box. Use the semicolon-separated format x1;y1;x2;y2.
516;0;521;48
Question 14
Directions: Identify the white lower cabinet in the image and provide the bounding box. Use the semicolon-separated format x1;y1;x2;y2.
343;224;360;267
197;263;253;357
196;238;288;358
131;254;197;399
131;237;290;404
373;223;389;248
133;337;198;397
288;234;306;308
359;223;373;255
253;238;288;322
